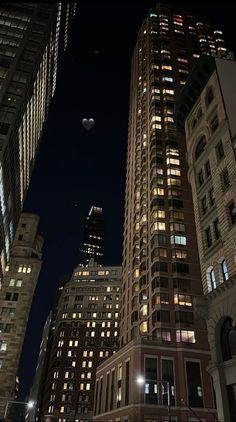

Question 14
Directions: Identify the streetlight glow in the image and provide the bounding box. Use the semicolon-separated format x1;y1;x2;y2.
27;400;34;409
136;375;145;385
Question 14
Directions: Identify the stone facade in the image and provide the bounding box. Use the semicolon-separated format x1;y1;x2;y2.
0;213;43;419
175;55;236;421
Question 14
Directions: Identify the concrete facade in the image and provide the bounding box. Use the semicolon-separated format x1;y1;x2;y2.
0;213;43;419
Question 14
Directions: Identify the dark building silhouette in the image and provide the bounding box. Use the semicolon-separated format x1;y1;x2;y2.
79;207;105;266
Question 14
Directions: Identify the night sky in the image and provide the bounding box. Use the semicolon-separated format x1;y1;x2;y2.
18;0;236;401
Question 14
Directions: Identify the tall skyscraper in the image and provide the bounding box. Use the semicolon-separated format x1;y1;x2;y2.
175;55;236;422
0;3;76;280
93;4;229;421
79;207;105;266
36;261;121;422
0;213;43;419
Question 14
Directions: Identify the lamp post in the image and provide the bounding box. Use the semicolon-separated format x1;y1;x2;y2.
3;400;34;421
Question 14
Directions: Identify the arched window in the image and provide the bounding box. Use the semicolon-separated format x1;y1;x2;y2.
206;88;214;106
210;268;216;290
221;318;236;361
221;259;229;282
195;136;206;160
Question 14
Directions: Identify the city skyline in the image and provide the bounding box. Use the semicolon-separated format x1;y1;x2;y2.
12;0;236;412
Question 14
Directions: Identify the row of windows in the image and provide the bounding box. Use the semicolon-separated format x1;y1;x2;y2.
207;258;230;291
205;201;236;248
5;264;32;273
62;312;120;319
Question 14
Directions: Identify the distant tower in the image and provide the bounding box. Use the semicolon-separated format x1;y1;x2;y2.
79;207;105;266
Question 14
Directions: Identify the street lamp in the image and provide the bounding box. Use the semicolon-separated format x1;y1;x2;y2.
3;400;35;421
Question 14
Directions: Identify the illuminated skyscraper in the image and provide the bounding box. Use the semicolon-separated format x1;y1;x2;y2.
0;3;76;279
93;4;228;421
79;207;105;266
34;261;121;422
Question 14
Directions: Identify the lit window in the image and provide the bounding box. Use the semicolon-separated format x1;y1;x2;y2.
171;235;186;245
151;222;166;233
162;76;173;82
153;188;164;196
163;89;174;95
174;294;192;307
209;268;216;290
176;330;196;343
0;341;7;351
162;65;172;70
151;115;162;122
152;123;162;130
167;168;181;176
166;158;180;165
140;321;148;333
221;259;229;282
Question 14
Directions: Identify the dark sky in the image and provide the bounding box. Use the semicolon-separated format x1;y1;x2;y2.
18;0;236;401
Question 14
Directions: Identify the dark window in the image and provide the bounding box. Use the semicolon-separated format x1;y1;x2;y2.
186;361;203;408
221;318;236;362
145;357;158;404
202;196;208;215
152;277;169;291
151;262;168;275
216;140;224;160
173;278;191;292
98;378;103;414
162;359;175;406
198;170;204;187
125;361;130;405
205;160;211;177
228;202;236;225
172;263;189;274
105;373;110;412
227;384;236;422
75;295;83;301
153;310;170;323
210;114;219;133
110;371;115;410
5;292;11;301
206;87;214;105
94;380;99;415
213;219;220;240
209;188;215;206
195;136;206;160
222;170;230;189
205;226;212;248
12;293;18;301
175;311;193;324
18;234;23;241
21;223;26;228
